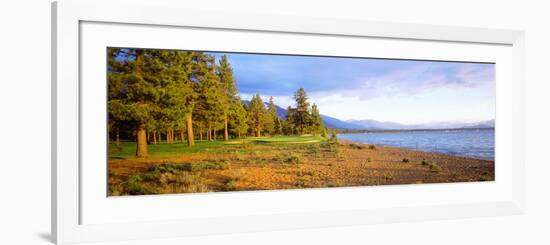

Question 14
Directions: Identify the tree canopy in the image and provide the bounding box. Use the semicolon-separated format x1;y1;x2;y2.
108;48;327;158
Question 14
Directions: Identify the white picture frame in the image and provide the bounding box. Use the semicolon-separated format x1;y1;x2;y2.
52;0;525;244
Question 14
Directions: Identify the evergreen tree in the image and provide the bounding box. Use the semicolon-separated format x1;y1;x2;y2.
248;94;268;137
107;48;166;157
157;50;196;146
107;48;130;146
293;88;311;135
310;103;325;136
283;106;295;135
229;100;249;138
265;96;277;134
108;48;327;158
195;54;225;141
274;117;283;135
216;55;238;141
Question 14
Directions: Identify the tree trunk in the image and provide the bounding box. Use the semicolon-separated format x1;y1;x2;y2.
153;130;157;144
199;128;203;141
180;129;185;144
135;124;148;158
207;123;211;141
213;128;217;141
116;127;120;146
186;114;195;146
147;130;151;144
224;115;229;141
159;131;163;144
238;131;241;139
170;128;174;144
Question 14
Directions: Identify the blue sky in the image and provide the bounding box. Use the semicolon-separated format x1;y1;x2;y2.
207;52;495;124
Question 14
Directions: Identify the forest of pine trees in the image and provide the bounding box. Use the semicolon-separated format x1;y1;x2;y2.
108;48;326;158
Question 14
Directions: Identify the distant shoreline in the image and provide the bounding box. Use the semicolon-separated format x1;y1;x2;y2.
335;127;494;134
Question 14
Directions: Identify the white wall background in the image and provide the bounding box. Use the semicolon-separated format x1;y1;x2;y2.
0;0;548;244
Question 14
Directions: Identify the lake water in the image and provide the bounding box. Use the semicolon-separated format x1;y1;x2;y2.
339;129;494;161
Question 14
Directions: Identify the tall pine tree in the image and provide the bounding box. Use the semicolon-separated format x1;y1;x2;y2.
283;106;295;135
248;95;268;137
108;48;165;157
216;55;238;141
293;88;311;135
266;96;277;135
229;100;249;138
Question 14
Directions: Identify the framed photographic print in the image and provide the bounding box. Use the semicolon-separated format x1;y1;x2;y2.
52;0;525;244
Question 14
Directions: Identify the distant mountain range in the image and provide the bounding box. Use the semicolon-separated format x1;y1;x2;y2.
345;119;495;130
242;100;494;130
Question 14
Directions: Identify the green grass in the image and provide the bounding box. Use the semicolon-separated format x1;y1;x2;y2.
247;135;324;144
109;135;326;160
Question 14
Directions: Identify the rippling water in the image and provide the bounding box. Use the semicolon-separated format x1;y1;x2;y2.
339;129;494;160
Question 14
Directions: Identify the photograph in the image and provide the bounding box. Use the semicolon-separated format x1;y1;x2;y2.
107;47;495;196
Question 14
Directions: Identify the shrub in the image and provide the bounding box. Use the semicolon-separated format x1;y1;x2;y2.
310;145;322;156
188;161;230;172
140;171;160;182
349;143;366;150
173;172;211;193
297;170;316;177
421;160;430;166
429;164;442;173
368;145;376;150
180;181;210;193
123;174;146;195
223;180;237;191
174;172;200;185
285;154;303;164
295;179;306;188
229;168;247;181
109;186;122;196
402;158;410;163
367;157;372;163
383;172;393;180
235;153;246;161
479;171;492;181
329;132;338;143
253;156;266;165
152;163;180;173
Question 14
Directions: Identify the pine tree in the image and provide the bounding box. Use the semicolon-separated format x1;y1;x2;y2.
293;88;311;135
310;103;325;136
283;106;295;135
216;55;238;141
248;94;268;137
195;54;225;141
265;96;277;135
107;48;130;147
157;50;196;146
229;100;249;138
274;117;283;135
